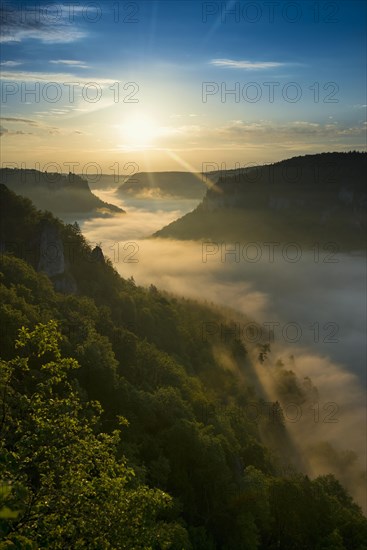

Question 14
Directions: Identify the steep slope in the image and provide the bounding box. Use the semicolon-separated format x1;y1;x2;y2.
0;168;124;217
155;152;367;249
1;185;366;548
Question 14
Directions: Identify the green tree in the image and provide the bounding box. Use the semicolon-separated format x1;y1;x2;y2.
0;322;189;549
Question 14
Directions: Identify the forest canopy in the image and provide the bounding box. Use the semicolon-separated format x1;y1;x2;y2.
0;185;366;549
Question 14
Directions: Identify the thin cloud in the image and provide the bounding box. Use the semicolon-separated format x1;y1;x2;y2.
0;5;87;44
0;26;87;44
50;60;90;69
0;125;33;137
0;116;39;126
1;70;116;86
0;116;82;138
210;59;286;70
0;60;22;67
216;120;366;141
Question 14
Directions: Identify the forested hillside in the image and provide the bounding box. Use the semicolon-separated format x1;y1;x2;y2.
0;169;124;217
1;185;366;549
155;152;367;249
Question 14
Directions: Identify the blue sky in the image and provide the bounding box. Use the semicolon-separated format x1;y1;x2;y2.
1;0;366;171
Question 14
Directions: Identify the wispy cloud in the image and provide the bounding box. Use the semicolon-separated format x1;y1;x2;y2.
0;5;87;43
1;26;87;44
0;116;56;137
0;60;22;67
210;59;286;70
0;125;33;137
218;119;366;139
0;112;92;142
1;70;116;86
50;59;90;69
0;117;39;126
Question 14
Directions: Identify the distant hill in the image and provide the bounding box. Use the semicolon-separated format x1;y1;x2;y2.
83;173;126;190
116;171;215;199
155;152;367;249
0;168;124;216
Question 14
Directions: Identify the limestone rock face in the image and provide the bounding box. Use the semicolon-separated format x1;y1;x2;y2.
53;273;78;294
38;222;65;277
37;222;77;294
91;245;105;263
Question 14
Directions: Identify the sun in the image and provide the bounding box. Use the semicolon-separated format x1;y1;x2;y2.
118;113;158;149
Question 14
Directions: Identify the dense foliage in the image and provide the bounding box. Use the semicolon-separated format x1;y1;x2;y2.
1;185;366;548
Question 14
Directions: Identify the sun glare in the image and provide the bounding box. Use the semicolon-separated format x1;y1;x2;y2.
118;114;158;149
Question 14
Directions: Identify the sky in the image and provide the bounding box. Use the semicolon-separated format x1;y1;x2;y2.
1;0;366;172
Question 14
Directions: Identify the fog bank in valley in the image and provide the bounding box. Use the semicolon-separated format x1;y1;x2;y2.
80;194;366;510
